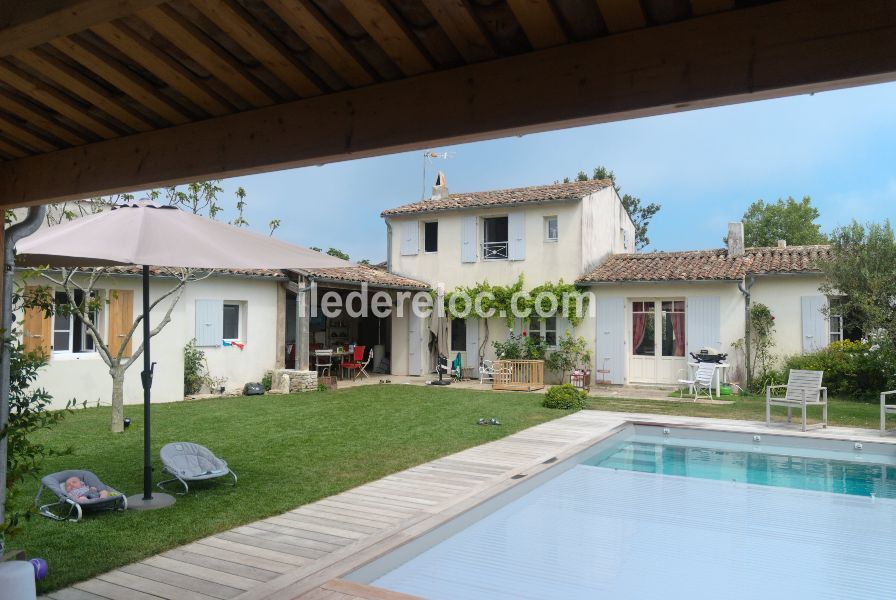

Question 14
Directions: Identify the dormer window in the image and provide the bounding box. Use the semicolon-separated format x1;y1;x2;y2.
482;216;508;260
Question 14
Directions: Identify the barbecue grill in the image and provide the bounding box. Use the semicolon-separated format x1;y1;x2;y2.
690;347;728;363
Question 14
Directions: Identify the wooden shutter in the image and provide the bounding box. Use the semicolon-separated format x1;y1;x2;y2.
508;211;526;261
461;215;478;263
465;318;480;364
596;297;625;384
686;295;721;357
400;220;419;256
801;295;828;353
22;287;51;356
195;299;223;347
108;289;133;358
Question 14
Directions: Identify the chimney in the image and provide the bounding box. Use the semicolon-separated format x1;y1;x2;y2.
431;171;448;200
727;222;744;257
777;240;787;248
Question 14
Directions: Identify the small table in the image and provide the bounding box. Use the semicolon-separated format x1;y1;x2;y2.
687;362;729;397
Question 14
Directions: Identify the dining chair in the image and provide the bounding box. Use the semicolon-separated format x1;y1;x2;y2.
314;349;333;377
340;345;366;379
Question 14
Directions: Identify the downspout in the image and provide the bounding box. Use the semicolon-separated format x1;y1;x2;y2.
737;274;755;391
1;206;46;548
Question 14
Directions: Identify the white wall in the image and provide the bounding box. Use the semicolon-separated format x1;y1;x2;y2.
18;273;281;411
581;186;636;274
750;274;829;359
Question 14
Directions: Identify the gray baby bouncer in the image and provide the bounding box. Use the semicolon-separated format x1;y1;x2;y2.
35;469;127;522
157;442;237;495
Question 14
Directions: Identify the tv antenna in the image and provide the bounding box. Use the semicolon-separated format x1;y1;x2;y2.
422;150;455;199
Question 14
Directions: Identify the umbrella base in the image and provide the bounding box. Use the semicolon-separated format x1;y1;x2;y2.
428;379;452;386
126;493;176;510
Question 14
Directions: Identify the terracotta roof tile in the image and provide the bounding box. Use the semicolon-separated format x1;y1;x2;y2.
381;179;613;216
299;265;429;289
579;245;831;283
80;266;286;278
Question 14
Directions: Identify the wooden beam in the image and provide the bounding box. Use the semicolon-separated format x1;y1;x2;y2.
690;0;736;17
420;0;495;63
2;0;896;206
14;48;155;132
343;0;432;76
91;20;233;117
0;0;167;57
505;0;567;49
137;5;277;108
48;35;193;126
191;0;322;98
264;0;375;88
595;0;646;33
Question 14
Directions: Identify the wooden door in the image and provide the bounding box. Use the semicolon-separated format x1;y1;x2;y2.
108;289;133;358
22;287;51;356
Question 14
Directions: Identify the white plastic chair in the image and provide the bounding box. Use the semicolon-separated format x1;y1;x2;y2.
766;369;827;431
677;363;716;401
479;359;495;384
881;391;896;434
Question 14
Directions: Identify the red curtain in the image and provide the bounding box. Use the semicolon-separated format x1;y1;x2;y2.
671;313;686;357
632;312;647;353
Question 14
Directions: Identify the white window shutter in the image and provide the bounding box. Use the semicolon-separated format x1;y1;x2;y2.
686;296;721;357
595;297;625;384
508;211;525;261
557;316;571;339
195;299;223;347
407;313;421;375
465;318;480;365
400;221;419;256
801;295;828;353
461;215;477;263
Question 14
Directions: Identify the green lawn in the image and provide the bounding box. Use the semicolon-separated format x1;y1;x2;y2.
587;393;888;430
10;385;567;593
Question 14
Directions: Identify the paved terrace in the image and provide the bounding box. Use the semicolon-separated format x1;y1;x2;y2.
41;411;894;600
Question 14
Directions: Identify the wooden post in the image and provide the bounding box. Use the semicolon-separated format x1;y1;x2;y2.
275;283;285;368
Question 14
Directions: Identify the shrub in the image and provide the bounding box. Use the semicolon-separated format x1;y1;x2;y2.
493;332;546;360
542;384;588;410
261;371;273;391
546;333;592;381
777;339;891;399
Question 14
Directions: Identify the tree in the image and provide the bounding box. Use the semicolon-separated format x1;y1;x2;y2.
564;165;660;249
31;183;279;432
326;248;350;261
737;196;828;247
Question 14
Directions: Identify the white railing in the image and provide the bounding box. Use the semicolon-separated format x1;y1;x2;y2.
482;241;508;260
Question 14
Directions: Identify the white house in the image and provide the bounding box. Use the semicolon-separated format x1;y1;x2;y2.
381;177;636;376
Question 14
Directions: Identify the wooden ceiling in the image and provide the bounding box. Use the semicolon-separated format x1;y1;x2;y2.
0;0;894;206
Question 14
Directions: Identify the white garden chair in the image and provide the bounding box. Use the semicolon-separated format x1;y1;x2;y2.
766;369;827;431
881;391;896;434
479;359;495;384
677;363;716;401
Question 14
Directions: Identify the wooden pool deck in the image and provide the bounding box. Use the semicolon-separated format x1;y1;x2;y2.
41;411;896;600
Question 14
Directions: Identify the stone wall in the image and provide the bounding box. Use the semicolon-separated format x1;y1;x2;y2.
270;369;318;393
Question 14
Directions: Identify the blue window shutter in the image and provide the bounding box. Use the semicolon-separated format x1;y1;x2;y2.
465;318;480;364
508;211;525;261
686;296;721;357
195;299;223;347
461;216;477;263
407;312;421;375
400;221;419;256
801;295;828;353
595;297;625;384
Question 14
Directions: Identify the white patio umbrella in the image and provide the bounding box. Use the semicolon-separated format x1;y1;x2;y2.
15;201;349;509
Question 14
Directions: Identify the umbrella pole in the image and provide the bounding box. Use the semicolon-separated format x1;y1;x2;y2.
126;266;174;510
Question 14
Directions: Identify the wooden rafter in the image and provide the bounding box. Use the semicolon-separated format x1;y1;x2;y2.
14;48;154;132
0;87;87;145
90;20;233;117
48;35;192;126
0;58;118;138
505;0;567;49
595;0;647;33
191;0;322;98
0;0;167;57
343;0;432;76
0;135;28;159
265;0;374;88
137;4;277;108
691;0;736;17
420;0;495;63
2;0;894;207
0;112;57;152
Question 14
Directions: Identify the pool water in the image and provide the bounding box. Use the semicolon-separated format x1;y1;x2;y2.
587;439;896;498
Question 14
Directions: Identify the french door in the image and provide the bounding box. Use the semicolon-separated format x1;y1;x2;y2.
629;299;687;384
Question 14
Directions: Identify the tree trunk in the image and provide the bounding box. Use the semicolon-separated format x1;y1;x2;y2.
110;365;125;433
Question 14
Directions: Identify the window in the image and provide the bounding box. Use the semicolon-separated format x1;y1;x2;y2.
482;216;508;260
622;228;630;250
545;216;558;242
423;221;438;253
223;302;241;340
451;318;466;352
660;300;686;357
830;314;843;343
53;290;97;354
632;301;656;356
527;316;557;347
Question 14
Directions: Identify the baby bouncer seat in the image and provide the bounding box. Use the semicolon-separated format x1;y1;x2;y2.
35;469;127;522
157;442;237;495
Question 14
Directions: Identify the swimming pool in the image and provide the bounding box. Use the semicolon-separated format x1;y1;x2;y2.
348;424;896;600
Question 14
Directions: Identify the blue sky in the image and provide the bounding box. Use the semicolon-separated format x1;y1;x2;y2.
213;81;896;263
